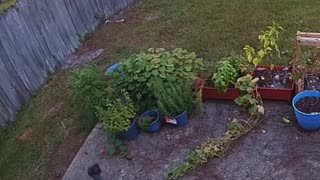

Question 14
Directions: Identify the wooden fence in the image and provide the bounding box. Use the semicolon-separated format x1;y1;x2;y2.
0;0;134;126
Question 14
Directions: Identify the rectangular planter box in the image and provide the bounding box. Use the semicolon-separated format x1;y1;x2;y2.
201;80;240;100
253;65;294;101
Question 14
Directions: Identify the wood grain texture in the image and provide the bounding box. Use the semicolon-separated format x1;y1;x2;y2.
0;0;134;126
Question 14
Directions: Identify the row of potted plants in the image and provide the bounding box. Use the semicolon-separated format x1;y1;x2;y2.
198;22;294;102
69;48;203;148
291;32;320;131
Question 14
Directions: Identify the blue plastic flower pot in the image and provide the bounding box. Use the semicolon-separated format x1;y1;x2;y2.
175;110;188;127
292;90;320;130
139;110;161;133
119;119;139;140
106;63;121;74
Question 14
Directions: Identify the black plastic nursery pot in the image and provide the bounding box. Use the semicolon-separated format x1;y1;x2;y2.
253;65;294;102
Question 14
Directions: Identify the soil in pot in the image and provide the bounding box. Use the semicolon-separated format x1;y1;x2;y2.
304;74;320;91
295;96;320;114
254;67;293;88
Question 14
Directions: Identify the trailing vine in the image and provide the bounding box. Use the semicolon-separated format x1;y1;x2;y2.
166;116;263;180
166;75;264;180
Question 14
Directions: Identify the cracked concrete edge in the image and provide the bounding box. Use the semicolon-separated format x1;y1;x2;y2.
62;123;105;180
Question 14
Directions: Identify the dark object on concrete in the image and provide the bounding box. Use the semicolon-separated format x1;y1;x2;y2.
88;163;103;180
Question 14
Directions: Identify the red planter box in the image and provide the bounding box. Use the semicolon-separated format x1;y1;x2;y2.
201;80;240;100
253;65;294;101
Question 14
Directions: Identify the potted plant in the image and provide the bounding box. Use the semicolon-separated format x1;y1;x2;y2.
294;40;320;93
138;110;161;133
201;54;246;100
111;48;204;111
292;90;320;130
152;78;198;126
96;91;139;140
244;22;294;101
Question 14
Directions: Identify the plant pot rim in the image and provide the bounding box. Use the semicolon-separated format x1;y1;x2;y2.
174;109;187;118
293;90;320;116
129;117;137;128
139;110;160;126
164;109;187;119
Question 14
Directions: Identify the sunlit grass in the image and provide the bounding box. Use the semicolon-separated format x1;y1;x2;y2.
0;0;16;14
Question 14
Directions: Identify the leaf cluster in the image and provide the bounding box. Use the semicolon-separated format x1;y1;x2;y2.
138;116;155;130
69;65;112;121
234;74;264;116
244;22;283;66
113;48;204;111
96;90;135;134
212;53;246;93
152;78;196;117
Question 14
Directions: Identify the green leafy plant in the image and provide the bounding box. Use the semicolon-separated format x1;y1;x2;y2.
165;76;265;180
113;48;204;111
213;60;238;93
258;22;283;57
138;116;155;130
152;78;197;117
166;119;244;180
96;91;135;134
106;133;132;159
244;22;283;66
69;65;112;127
234;74;264;116
212;54;247;93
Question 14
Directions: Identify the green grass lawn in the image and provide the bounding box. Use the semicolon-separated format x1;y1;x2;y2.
0;0;16;14
1;0;320;179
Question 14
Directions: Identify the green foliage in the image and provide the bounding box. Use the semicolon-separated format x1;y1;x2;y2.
138;116;155;130
96;91;135;134
234;75;264;116
113;48;204;111
244;22;283;66
244;45;271;67
69;65;112;125
152;78;196;117
107;133;131;159
258;22;284;57
0;0;16;14
212;54;246;93
213;60;238;93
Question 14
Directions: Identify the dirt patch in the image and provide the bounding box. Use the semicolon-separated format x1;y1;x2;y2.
44;132;87;180
18;128;33;142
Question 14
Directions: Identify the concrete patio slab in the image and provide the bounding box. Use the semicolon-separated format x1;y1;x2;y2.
62;101;320;180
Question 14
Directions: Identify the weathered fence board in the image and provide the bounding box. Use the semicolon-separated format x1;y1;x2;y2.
0;0;134;126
